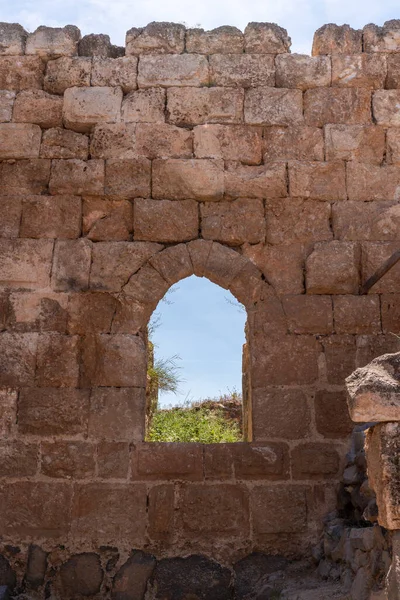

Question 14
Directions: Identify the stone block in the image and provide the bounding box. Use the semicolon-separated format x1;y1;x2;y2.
356;334;400;369
26;545;48;590
304;88;371;126
35;333;79;387
6;290;69;333
126;22;185;55
194;124;262;165
81;334;147;387
244;87;303;125
0;90;15;122
244;22;291;53
381;295;400;334
135;123;193;159
0;23;27;55
167;87;244;126
386;54;400;88
97;442;130;479
79;33;121;57
20;195;81;239
364;20;400;53
0;440;38;477
361;242;400;293
0;123;41;159
265;198;332;247
201;198;265;245
123;264;169;306
2;481;72;538
52;239;92;292
225;162;287;199
187;26;243;54
203;445;234;480
251;486;307;534
247;391;308;442
138;54;208;87
63;86;123;133
179;484;250;536
152;158;224;200
83;197;132;241
276;54;331;90
334;295;381;334
387;128;400;164
92;57;138;93
71;483;147;545
322;335;356;384
149;245;192;288
55;554;103;598
105;158;151;200
134;199;198;243
264;126;324;161
121;88;165;123
282;295;333;334
148;485;175;538
315;390;354;439
347;162;400;201
231;443;289;480
243;241;305;294
26;25;80;59
0;197;21;238
209;54;275;88
40;127;89;159
132;443;203;480
90;241;162;292
0;238;53;288
289;161;346;201
291;443;341;480
200;242;248;290
67;292;117;334
18;387;89;435
88;387;145;441
365;422;400;530
373;90;400;126
325;124;385;164
41;441;95;479
13;89;63;128
306;241;360;294
50;159;104;195
0;389;17;438
312;24;362;55
44;56;91;94
0;159;50;195
0;56;45;90
332;53;386;89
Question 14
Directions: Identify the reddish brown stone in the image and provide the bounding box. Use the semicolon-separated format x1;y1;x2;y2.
0;56;45;90
134;199;198;243
135;123;193;159
97;442;130;479
41;441;95;479
325;125;385;164
153;158;224;201
0;159;51;195
0;90;15;122
35;333;80;387
381;294;400;334
244;22;291;54
13;89;63;128
0;332;38;386
225;162;287;199
167;87;243;126
232;442;289;480
149;244;193;286
20;195;81;239
265;198;332;247
264;126;324;161
0;389;17;438
201;198;265;246
194;124;262;165
7;290;69;333
252;388;311;440
89;123;137;159
312;24;362;55
276;54;331;90
88;387;145;441
49;159;105;196
83;197;132;241
251;486;307;533
0;238;53;288
123;264;169;307
322;335;357;384
148;484;175;538
282;295;333;335
304;88;371;127
40;127;89;159
203;445;234;480
347;162;400;201
356;334;399;369
333;295;381;334
0;123;41;159
105;158;151;200
44;56;91;94
67;292;117;334
332;201;400;242
51;239;92;292
332;54;386;89
0;196;22;237
306;241;360;294
132;443;203;481
314;390;354;439
386;54;400;88
289;161;346;201
361;242;400;293
0;440;38;477
291;443;341;480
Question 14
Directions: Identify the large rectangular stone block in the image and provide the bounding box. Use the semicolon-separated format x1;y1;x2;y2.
363;21;400;53
312;24;362;55
243;242;305;295
51;239;92;292
0;239;53;288
251;486;307;534
361;242;400;293
225;162;287;199
347;162;400;201
135;123;193;159
306;240;360;294
282;295;333;334
44;56;92;94
152;158;224;200
167;87;244;126
291;443;341;480
186;26;244;54
314;390;353;439
25;25;80;59
40;441;95;479
40;127;89;159
20;195;81;239
0;332;38;387
304;88;371;126
381;294;400;334
92;56;138;93
325;124;385;164
126;22;185;55
323;335;356;384
289;161;346;201
0;56;44;90
194;124;262;165
209;54;275;87
121;88;166;123
35;333;80;387
252;388;311;440
83;197;132;241
138;54;209;87
276;54;331;90
264;126;324;161
104;158;151;200
332;54;386;88
233;443;290;480
88;387;145;441
245;87;303;125
386;54;400;88
0;90;15;122
244;22;291;53
134;199;198;243
0;123;41;159
373;90;400;126
132;443;203;480
97;442;130;479
13;89;63;128
332;201;400;241
0;23;27;55
201;198;265;245
0;197;21;238
0;159;51;195
49;159;105;195
63;86;123;132
265;198;332;246
333;295;381;334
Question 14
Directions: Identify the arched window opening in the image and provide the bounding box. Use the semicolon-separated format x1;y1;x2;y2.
145;275;249;443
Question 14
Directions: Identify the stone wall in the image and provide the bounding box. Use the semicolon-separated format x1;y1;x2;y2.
0;18;400;593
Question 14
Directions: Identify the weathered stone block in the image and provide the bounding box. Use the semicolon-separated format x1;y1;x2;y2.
356;334;400;369
88;387;145;441
26;25;80;59
332;53;386;89
138;54;208;88
81;334;147;387
381;295;400;334
0;238;53;288
50;159;104;195
167;87;244;126
314;390;354;439
291;443;341;480
244;22;291;53
20;195;81;239
64;86;123;133
276;54;331;90
306;241;360;294
121;88;165;123
6;290;69;333
264;125;324;161
312;24;362;55
105;158;151;199
13;89;63;128
0;23;27;55
201;198;265;245
92;57;138;93
386;54;400;88
201;243;248;291
134;199;198;243
323;335;357;384
373;90;400;126
135;123;192;159
194;124;262;165
26;545;48;590
362;242;400;293
304;88;371;126
209;54;275;88
0;197;21;238
0;440;38;477
18;388;89;435
334;295;381;334
252;389;311;440
251;486;307;534
112;551;156;597
364;20;400;53
225;162;287;199
0;159;50;195
387;128;400;164
243;241;305;294
51;239;92;292
83;197;132;241
232;443;290;480
0;333;38;387
265;198;332;246
325;124;385;164
245;87;303;125
40;127;89;159
0;389;17;438
152;158;224;200
79;33;121;57
55;554;103;598
0;123;41;159
67;292;117;334
126;22;185;55
347;162;400;201
282;295;333;334
35;333;80;387
0;56;44;90
187;26;244;54
44;56;91;94
149;244;193;286
123;264;169;307
97;441;130;479
41;441;95;478
0;90;15;122
148;485;175;539
132;443;203;480
289;161;346;201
